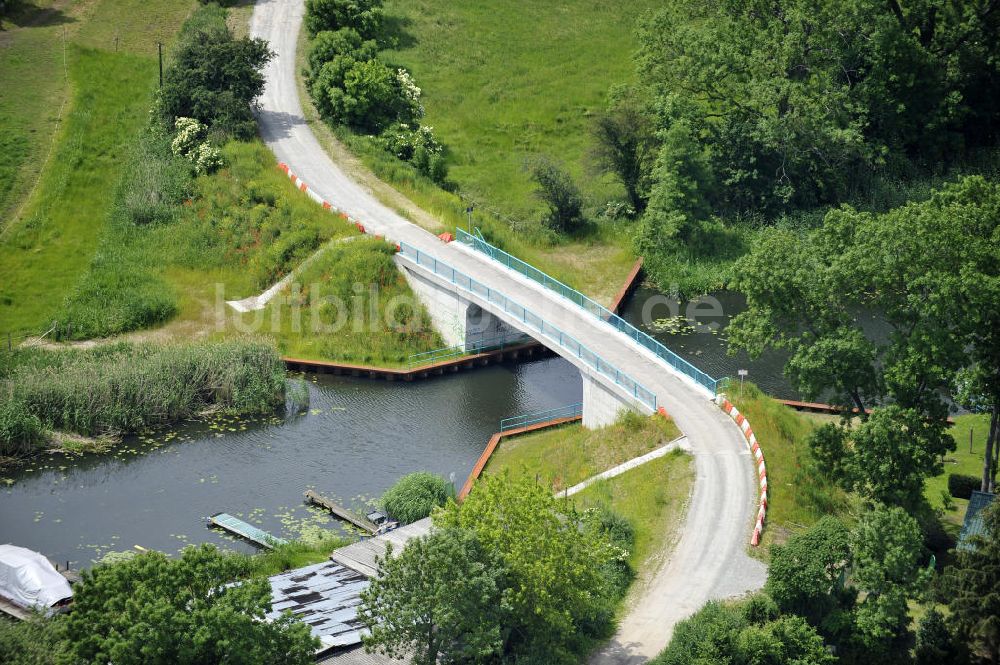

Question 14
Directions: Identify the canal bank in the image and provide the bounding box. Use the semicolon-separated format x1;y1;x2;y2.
0;356;582;567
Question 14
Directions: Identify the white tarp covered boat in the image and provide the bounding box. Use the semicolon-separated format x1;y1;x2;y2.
0;544;73;614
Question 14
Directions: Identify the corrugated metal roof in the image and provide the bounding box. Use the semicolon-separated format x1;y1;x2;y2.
267;561;369;650
958;490;996;551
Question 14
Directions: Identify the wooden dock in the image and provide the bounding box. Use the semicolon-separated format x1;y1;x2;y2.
304;490;377;534
208;513;288;549
329;517;433;577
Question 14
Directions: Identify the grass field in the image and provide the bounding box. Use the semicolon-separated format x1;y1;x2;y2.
485;412;681;493
0;0;196;338
382;0;657;223
569;451;693;572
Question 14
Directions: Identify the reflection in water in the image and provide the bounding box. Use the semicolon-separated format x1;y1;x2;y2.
0;357;581;567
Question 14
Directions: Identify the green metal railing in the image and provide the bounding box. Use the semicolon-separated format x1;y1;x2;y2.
456;228;722;394
397;241;657;411
406;331;535;367
500;403;583;432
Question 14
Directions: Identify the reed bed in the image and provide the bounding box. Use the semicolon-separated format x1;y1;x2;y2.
0;339;285;458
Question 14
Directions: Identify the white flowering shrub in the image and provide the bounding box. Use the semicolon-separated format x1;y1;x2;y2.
171;117;223;174
375;123;447;183
396;68;424;119
192;142;224;175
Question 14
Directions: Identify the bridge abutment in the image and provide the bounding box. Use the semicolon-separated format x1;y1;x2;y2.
581;372;641;429
399;262;522;350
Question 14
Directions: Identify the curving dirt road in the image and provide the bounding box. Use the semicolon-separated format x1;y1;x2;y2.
249;0;767;660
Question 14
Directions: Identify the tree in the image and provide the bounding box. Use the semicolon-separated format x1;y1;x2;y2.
730;177;1000;425
847;406;954;510
0;612;68;665
360;528;504;664
307;28;377;75
527;157;584;233
915;608;968;665
635;0;1000;221
434;473;618;664
807;423;851;483
765;517;854;634
159;7;273;139
380;471;450;524
948;501;1000;663
590;98;655;214
651;597;835;665
304;0;383;39
63;545;317;664
849;504;930;651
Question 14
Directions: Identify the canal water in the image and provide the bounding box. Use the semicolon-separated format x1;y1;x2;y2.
619;286;799;399
0;358;582;567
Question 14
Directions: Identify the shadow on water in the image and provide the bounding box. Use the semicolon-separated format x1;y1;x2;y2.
0;356;582;567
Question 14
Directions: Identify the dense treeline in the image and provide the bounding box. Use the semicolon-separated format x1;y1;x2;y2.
589;0;1000;290
655;501;1000;664
0;339;285;459
731;177;1000;494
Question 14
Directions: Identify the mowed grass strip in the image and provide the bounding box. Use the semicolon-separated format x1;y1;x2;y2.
486;412;682;493
0;0;195;337
924;412;994;536
568;451;694;572
0;48;157;336
0;0;77;224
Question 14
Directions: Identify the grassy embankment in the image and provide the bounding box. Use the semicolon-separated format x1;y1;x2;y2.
485;412;692;572
0;0;197;337
725;382;994;556
297;0;647;304
1;1;442;366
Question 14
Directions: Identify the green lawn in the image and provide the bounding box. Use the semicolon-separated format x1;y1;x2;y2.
0;0;196;338
925;413;994;536
295;0;644;304
568;451;694;572
486;412;681;493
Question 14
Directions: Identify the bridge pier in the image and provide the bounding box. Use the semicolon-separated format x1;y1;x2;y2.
581;372;643;429
399;262;524;350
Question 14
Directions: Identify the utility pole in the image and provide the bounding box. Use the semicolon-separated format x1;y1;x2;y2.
157;42;163;88
465;205;474;235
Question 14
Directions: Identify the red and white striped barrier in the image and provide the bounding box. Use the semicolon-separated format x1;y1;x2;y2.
715;394;768;546
277;162;367;234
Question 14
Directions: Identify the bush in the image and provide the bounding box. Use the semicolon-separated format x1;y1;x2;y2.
304;0;383;39
380;472;450;524
948;473;981;500
588;506;635;597
527;156;584;233
159;4;273;139
0;395;46;457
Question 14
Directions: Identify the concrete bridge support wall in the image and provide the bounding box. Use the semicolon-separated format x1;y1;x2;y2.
581;372;644;429
399;262;522;350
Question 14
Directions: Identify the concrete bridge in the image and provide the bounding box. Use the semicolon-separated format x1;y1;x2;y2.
251;0;766;659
